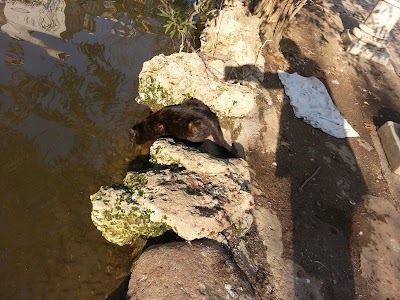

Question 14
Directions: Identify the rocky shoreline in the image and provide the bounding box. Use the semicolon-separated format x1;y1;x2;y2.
90;0;277;298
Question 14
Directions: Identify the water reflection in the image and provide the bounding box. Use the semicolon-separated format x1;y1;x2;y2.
0;0;171;298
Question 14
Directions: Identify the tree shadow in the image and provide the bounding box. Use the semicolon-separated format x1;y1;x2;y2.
330;0;360;31
225;37;368;299
373;107;400;128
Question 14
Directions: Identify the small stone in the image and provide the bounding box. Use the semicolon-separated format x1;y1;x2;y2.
331;79;340;85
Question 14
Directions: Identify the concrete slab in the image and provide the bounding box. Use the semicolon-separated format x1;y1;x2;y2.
341;29;390;65
377;121;400;175
370;131;400;204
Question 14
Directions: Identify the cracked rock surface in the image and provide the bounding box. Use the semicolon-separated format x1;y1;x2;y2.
91;139;254;244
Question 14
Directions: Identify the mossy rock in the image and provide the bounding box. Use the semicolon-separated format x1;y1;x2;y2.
137;75;178;111
91;186;170;246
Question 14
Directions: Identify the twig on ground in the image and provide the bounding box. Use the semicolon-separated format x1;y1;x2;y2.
299;166;321;192
313;260;328;270
255;38;272;65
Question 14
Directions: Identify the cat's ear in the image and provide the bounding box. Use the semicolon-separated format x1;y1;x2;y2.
156;123;165;135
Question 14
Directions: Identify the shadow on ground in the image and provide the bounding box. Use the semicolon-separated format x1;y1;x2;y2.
227;37;369;299
274;40;366;299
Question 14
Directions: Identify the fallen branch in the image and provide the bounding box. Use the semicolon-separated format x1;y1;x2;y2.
299;166;321;192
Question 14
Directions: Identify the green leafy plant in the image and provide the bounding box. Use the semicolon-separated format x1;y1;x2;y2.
158;0;196;52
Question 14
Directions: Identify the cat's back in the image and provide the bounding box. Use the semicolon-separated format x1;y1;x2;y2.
148;99;218;135
157;99;211;119
184;98;218;119
183;98;208;109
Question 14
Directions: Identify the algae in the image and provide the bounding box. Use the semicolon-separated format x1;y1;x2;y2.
138;75;177;110
149;144;183;167
90;180;170;246
123;172;148;195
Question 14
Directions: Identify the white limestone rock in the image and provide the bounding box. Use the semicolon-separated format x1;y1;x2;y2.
150;138;250;178
139;140;253;240
200;0;265;81
137;52;257;117
90;139;254;244
130;169;253;241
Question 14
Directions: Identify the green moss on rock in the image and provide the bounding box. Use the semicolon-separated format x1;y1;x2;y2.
138;75;176;110
123;173;148;195
90;186;170;246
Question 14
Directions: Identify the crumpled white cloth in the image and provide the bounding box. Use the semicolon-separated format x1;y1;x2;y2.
278;70;359;138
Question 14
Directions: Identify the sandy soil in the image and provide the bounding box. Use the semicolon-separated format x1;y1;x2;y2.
241;0;400;299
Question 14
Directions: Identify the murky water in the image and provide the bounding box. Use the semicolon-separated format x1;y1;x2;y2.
0;0;172;298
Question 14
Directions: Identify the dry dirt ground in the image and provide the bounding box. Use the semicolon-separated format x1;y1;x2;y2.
241;0;400;299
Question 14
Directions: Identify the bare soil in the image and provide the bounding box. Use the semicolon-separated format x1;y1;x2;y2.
241;0;400;299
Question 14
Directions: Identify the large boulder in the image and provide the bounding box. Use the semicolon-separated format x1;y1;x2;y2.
143;139;254;240
137;52;258;117
200;0;265;82
150;138;250;176
90;139;254;245
127;240;255;300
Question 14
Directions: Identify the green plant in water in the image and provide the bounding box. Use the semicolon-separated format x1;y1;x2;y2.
158;0;196;52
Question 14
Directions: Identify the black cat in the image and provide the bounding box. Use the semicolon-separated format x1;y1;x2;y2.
129;98;232;153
